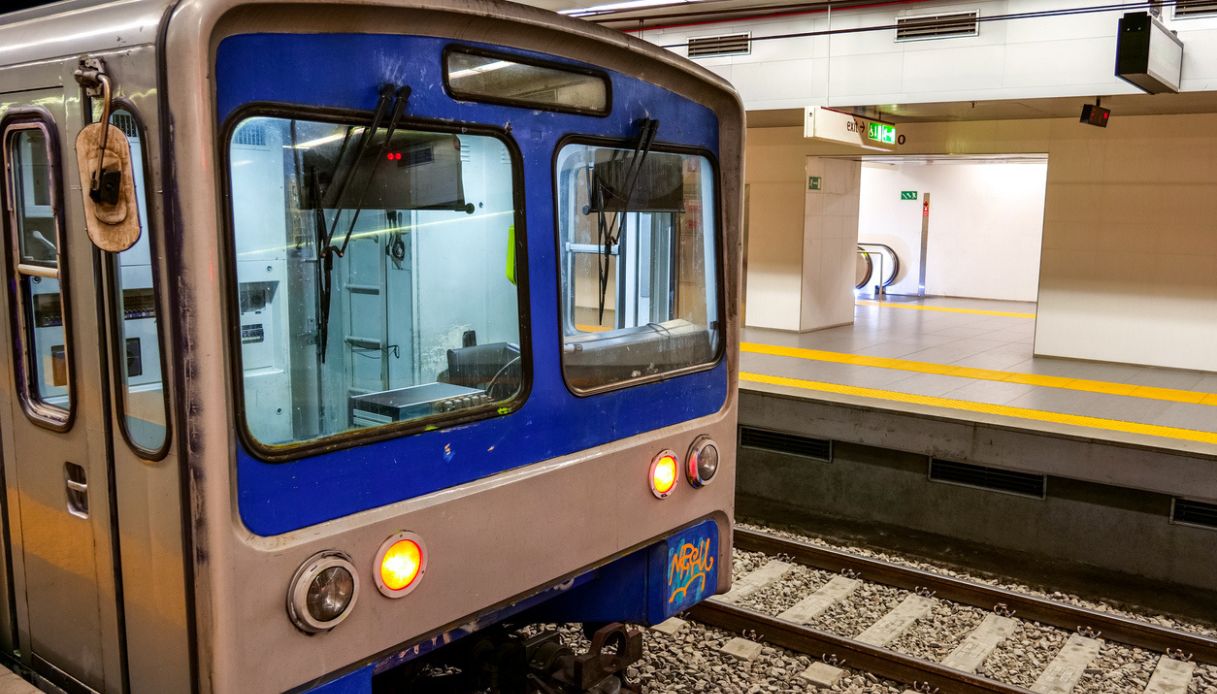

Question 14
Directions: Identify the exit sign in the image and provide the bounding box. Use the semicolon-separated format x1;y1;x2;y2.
808;176;822;191
901;191;918;200
868;122;897;145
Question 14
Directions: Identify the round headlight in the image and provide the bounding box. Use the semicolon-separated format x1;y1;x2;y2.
288;551;359;634
687;437;720;488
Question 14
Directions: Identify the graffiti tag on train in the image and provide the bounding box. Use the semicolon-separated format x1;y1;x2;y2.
667;537;715;605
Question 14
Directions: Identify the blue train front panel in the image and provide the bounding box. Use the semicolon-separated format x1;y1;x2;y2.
217;33;727;535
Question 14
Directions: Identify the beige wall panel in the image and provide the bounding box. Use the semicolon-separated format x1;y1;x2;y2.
746;111;1217;370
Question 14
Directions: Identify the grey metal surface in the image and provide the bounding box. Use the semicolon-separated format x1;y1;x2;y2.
0;75;123;689
94;45;194;694
0;0;166;66
157;1;744;692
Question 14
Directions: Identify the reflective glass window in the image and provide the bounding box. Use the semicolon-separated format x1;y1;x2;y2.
446;49;608;114
227;116;524;449
3;124;71;420
555;143;720;392
109;109;168;453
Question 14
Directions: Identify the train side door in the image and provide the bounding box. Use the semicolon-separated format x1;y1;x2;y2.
0;90;122;690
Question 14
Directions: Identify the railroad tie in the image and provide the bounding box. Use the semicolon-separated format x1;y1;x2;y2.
1030;633;1103;694
650;617;687;636
719;636;764;661
777;575;859;624
719;560;795;604
1143;656;1195;694
941;613;1019;673
799;661;846;688
855;594;935;647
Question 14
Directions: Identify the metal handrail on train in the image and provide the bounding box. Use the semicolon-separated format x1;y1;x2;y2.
855;242;900;291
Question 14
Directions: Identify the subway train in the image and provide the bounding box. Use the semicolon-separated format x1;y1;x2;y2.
0;0;743;691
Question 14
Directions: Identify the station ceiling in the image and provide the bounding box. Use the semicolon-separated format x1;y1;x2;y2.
748;91;1217;127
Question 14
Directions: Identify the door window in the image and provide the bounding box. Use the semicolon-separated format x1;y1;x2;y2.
3;121;73;426
107;109;169;455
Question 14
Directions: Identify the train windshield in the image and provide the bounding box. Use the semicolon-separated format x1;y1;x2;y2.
555;143;720;392
227;116;523;449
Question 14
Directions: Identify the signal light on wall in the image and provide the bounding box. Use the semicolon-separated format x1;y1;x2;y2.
649;450;679;499
386;152;403;161
1080;100;1110;128
374;532;427;598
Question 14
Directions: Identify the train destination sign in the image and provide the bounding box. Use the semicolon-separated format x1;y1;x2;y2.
804;106;900;152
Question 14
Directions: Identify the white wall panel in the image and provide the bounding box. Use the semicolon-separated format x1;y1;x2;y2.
857;161;1047;302
642;0;1217;109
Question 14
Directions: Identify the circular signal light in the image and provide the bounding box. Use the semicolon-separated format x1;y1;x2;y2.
374;531;427;598
649;450;680;499
287;551;360;634
686;437;720;488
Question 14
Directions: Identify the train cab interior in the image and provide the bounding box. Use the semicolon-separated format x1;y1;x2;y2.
228;115;523;446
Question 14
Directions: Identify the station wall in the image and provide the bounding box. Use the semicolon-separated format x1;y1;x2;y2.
746;112;1217;372
640;0;1217;111
858;159;1047;302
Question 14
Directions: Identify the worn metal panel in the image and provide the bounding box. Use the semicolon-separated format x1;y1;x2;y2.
161;1;744;692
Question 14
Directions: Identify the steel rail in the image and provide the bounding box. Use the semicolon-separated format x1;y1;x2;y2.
736;527;1217;665
689;599;1031;694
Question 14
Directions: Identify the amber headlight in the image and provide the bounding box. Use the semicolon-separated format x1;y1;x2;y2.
287;551;359;634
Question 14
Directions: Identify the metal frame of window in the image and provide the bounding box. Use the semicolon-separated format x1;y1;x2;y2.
100;101;173;461
219;103;533;462
442;44;612;118
0;112;75;431
551;134;727;397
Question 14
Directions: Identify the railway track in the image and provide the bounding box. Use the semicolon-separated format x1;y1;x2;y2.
677;528;1217;693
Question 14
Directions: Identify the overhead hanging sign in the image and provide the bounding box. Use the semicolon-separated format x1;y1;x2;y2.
804;106;900;152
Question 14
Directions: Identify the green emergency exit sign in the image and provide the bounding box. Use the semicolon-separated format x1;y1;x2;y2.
868;122;897;145
900;191;918;200
808;176;822;191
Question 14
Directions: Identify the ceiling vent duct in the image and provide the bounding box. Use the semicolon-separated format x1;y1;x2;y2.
1174;0;1217;18
896;11;980;41
687;33;752;58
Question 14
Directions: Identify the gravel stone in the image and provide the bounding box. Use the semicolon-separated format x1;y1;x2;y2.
550;520;1217;692
738;520;1217;636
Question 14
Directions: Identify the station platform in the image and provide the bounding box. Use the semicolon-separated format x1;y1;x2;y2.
739;296;1217;499
737;296;1217;596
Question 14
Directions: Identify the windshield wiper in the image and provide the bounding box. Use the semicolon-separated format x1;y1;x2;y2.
594;118;659;324
316;85;409;362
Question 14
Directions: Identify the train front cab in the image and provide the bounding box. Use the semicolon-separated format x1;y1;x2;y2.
168;1;745;692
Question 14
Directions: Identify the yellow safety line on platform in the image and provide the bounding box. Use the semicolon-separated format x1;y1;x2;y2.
740;372;1217;446
742;342;1217;407
856;300;1036;319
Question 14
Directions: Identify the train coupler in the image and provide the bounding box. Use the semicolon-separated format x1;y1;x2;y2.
526;623;643;693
